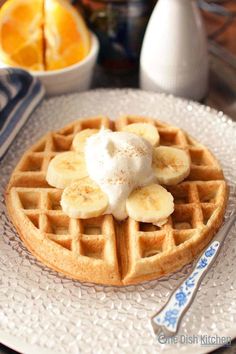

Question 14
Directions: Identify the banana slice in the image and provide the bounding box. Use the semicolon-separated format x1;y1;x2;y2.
61;177;108;218
72;129;99;152
152;146;190;185
126;184;174;223
121;123;160;146
46;151;88;189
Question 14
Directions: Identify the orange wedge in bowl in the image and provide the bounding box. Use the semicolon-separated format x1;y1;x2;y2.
0;0;44;71
44;0;91;71
0;0;91;71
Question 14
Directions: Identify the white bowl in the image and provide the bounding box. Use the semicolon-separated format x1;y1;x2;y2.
0;32;99;97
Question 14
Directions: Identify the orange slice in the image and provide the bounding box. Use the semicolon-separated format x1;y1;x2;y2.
0;0;44;71
0;0;91;71
44;0;91;70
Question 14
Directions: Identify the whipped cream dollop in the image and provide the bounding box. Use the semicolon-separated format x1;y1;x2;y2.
85;128;156;220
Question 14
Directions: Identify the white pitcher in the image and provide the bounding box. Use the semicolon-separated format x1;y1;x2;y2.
140;0;209;101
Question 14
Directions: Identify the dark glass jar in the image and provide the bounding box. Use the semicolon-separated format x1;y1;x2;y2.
81;0;156;73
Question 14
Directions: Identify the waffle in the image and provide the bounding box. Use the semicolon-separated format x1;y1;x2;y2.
5;116;228;285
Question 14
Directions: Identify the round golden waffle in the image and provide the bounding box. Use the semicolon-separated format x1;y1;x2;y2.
5;116;228;285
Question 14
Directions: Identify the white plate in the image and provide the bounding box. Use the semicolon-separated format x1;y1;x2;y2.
0;89;236;354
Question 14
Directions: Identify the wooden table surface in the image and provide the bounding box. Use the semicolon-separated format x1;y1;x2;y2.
203;0;236;121
203;0;236;54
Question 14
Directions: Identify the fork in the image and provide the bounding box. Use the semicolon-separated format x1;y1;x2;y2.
151;210;236;337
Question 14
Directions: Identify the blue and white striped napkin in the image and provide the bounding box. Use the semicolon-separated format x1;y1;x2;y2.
0;68;45;159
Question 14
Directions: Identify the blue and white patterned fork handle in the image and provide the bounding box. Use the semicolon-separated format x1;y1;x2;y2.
152;240;220;335
151;211;236;336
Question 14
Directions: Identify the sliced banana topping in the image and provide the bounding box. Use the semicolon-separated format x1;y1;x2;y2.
46;151;88;189
45;127;189;223
121;123;160;146
61;177;108;219
126;184;174;223
72;129;99;152
152;146;190;185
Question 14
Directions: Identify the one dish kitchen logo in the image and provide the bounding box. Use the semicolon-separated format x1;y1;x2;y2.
157;334;232;347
